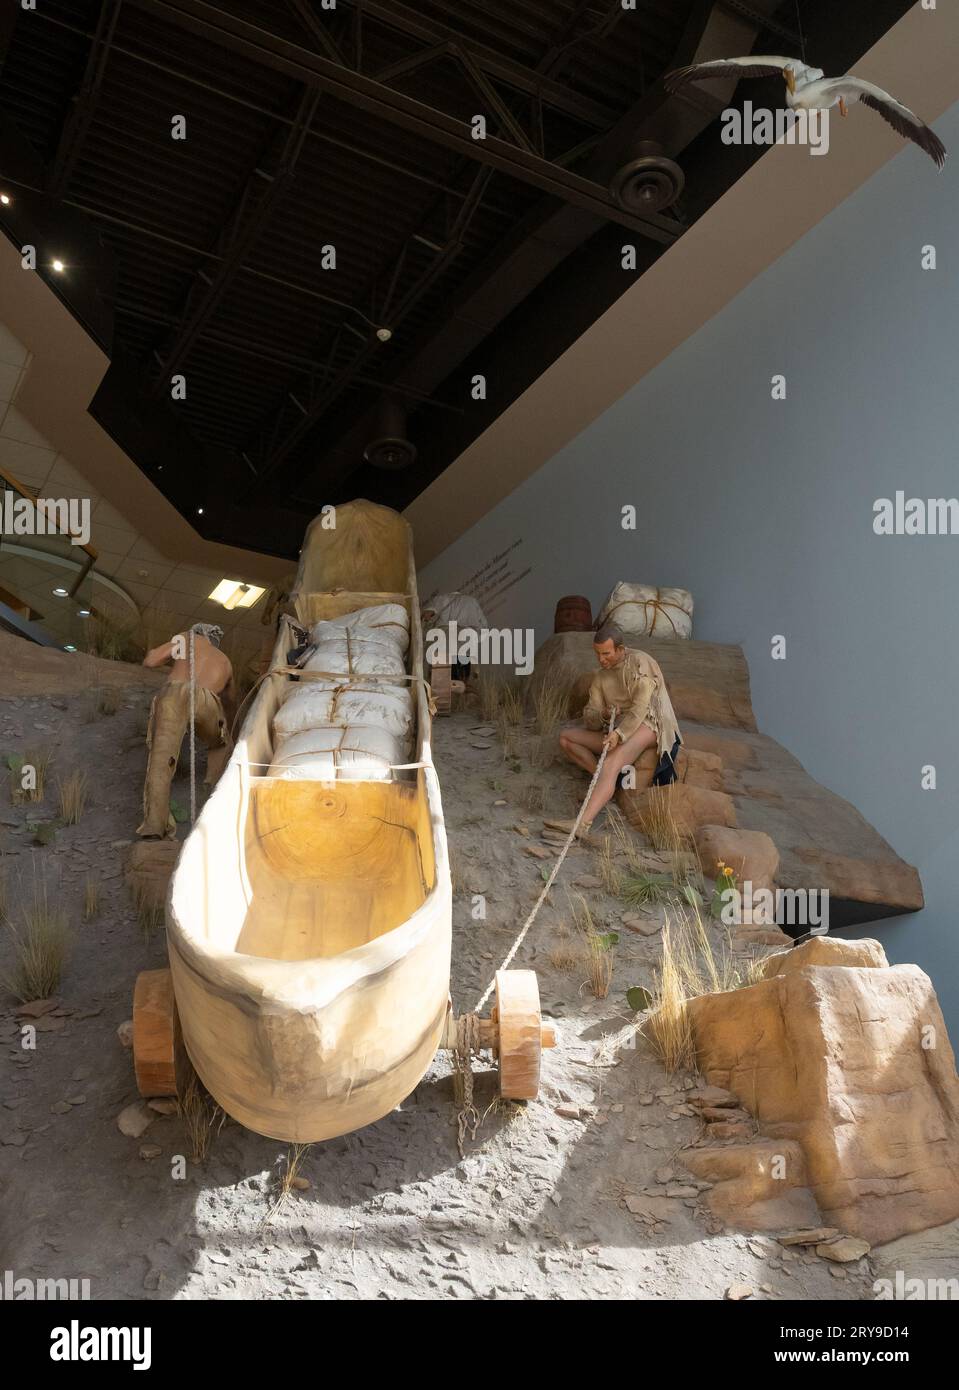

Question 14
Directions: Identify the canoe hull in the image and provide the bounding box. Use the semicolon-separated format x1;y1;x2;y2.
165;500;452;1142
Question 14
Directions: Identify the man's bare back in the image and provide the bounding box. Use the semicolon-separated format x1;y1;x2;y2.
143;633;235;722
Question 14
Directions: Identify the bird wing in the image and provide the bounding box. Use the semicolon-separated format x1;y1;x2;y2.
664;56;799;93
818;77;946;169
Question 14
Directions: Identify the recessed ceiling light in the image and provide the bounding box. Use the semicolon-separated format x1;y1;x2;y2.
52;259;65;273
197;506;204;515
77;607;91;617
63;644;77;652
0;193;11;206
376;327;392;342
52;586;69;597
208;579;266;610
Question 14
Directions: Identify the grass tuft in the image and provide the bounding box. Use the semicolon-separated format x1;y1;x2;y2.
1;867;70;1001
82;876;100;921
57;768;88;824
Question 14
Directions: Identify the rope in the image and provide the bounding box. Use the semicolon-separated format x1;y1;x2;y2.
188;627;197;826
472;706;619;1015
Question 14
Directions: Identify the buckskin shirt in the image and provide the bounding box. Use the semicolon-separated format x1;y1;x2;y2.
582;648;681;756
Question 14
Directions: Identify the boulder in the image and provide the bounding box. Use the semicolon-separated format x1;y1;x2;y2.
617;782;737;837
675;747;724;791
695;825;779;892
759;935;888;978
687;961;959;1245
682;1139;822;1232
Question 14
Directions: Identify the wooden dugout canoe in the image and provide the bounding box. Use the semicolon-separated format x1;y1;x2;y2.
163;500;453;1142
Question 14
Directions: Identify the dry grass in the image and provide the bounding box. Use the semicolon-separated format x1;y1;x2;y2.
476;668;503;723
546;920;582;973
598;833;623;895
8;745;54;804
636;787;692;855
279;1142;312;1198
82;611;144;663
134;887;165;937
530;668;572;741
603;803;646;876
82;876;100;921
57;768;88;824
1;868;70;1001
520;779;547;814
180;1073;224;1164
569;891;615;999
499;681;525;726
642;904;743;1072
95;686;123;717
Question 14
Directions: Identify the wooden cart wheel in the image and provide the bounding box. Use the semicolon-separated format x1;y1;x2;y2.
431;663;452;716
493;969;546;1100
132;968;180;1098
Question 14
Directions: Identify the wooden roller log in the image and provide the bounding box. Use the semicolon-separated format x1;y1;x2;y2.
493;969;546;1100
430;663;452;716
132;968;179;1098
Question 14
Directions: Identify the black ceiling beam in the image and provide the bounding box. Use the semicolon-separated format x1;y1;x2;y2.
148;85;319;392
285;0;345;66
46;0;124;199
245;166;493;499
718;1;801;49
337;0;617;130
124;0;678;244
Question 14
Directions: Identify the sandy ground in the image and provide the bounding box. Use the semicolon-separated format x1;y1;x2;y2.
0;679;886;1301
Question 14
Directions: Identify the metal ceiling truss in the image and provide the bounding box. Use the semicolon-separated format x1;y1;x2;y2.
147;83;320;393
46;0;124;199
123;0;679;243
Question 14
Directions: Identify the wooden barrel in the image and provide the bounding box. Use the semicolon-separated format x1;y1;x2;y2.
554;595;592;633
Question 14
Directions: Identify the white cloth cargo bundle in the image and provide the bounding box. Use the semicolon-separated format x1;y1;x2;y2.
596;581;694;640
309;603;410;654
274;680;413;742
268;725;404;782
301;637;406;678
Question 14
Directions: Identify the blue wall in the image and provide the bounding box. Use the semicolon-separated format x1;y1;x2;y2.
421;103;959;1026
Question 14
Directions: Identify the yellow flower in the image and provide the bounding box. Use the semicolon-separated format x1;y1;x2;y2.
723;866;735;879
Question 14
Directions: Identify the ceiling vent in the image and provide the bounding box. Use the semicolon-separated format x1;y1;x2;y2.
363;394;417;470
609;139;685;214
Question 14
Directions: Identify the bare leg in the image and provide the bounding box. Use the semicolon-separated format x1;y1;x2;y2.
559;724;604;775
582;723;658;825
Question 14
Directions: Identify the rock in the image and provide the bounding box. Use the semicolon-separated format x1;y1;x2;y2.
688;1086;738;1109
675;747;724;792
708;1120;754;1141
702;1106;750;1123
666;1184;699;1199
695;825;780;893
139;1144;162;1160
116;1020;134;1048
65;1095;86;1106
576;875;603;889
147;1098;178;1115
50;1101;72;1115
654;1166;674;1184
117;1102;154;1139
493;799;507;807
817;1237;871;1263
15;998;59;1018
725;1283;753;1300
523;844;552;859
759;935;888;978
622;914;662;936
777;1227;840;1246
829;1265;846;1279
617;783;737;837
514;824;531;837
292;1175;311;1191
688;958;959;1245
555;1105;582;1120
682;1140;823;1233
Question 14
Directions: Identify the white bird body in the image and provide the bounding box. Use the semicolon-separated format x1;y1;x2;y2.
665;55;946;168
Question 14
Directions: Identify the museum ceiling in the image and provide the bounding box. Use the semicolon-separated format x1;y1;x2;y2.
0;0;914;558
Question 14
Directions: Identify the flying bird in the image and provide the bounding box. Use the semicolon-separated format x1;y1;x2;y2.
664;57;946;169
